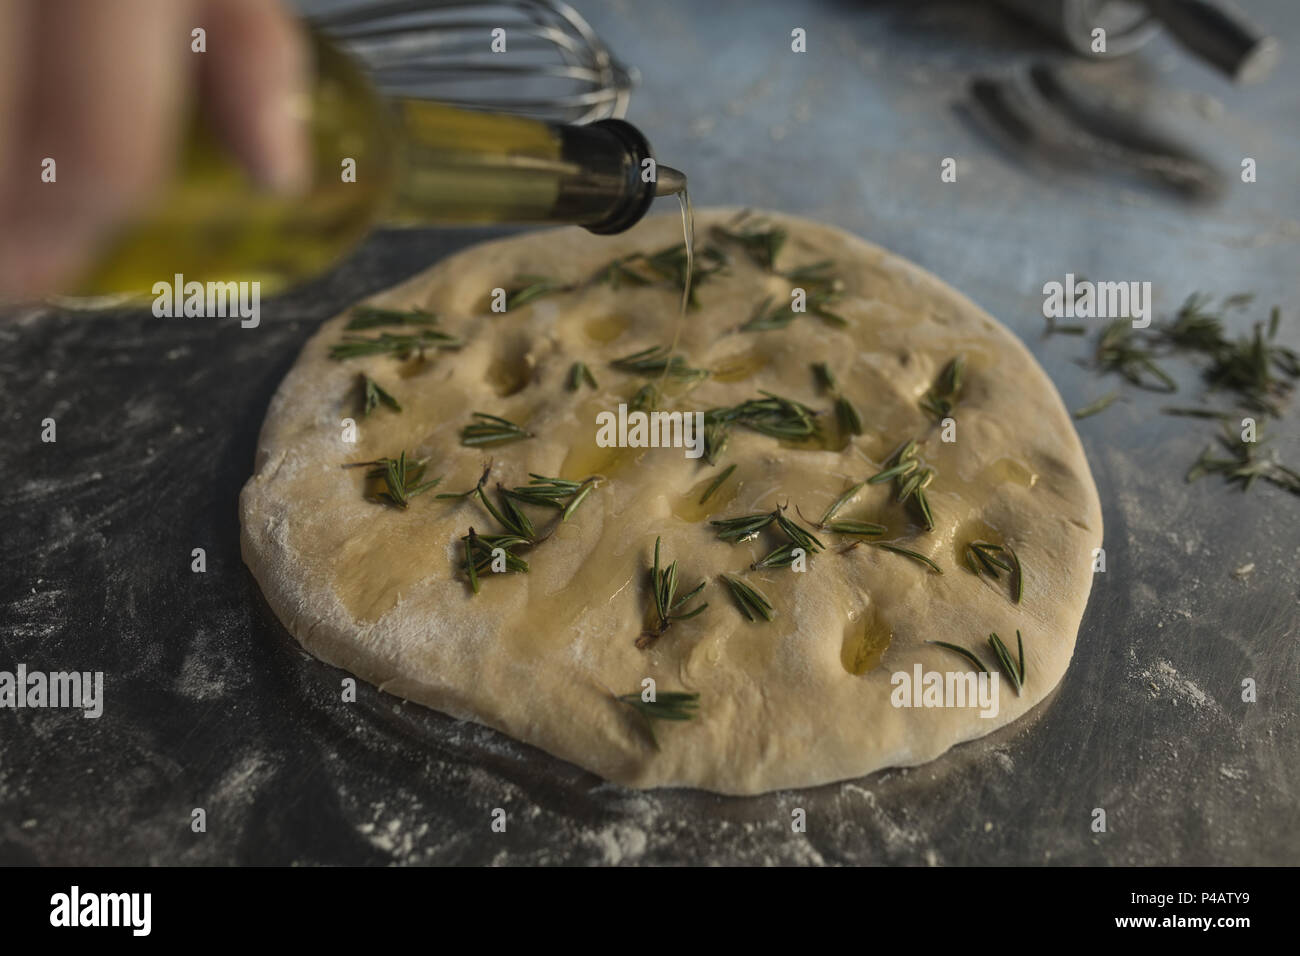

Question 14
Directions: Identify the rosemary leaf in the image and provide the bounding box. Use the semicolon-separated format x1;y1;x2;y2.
928;640;988;673
699;464;737;505
346;306;438;330
566;361;598;392
330;329;461;361
617;690;700;749
1073;391;1119;419
359;373;401;416
460;412;533;447
721;574;775;622
610;345;709;383
873;542;942;574
987;632;1025;695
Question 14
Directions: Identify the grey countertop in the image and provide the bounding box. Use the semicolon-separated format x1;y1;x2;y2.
1;0;1297;864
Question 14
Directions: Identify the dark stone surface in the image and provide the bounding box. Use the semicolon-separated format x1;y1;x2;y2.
1;0;1297;864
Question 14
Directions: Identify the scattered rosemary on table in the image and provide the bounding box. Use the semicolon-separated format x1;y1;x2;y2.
812;362;863;436
868;438;935;531
459;412;533;447
1095;319;1176;392
638;537;708;649
1185;424;1300;495
1072;391;1119;419
566;361;598;392
344;451;441;509
720;574;775;622
920;356;965;422
616;690;699;749
358;373;401;416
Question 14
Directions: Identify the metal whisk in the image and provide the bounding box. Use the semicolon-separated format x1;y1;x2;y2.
307;0;637;124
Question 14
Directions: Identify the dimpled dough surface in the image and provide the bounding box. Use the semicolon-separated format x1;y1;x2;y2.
239;209;1102;795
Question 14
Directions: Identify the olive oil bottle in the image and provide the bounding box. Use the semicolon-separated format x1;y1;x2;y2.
74;34;674;298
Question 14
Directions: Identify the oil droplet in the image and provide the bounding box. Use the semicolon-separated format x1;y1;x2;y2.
671;471;740;522
951;516;1006;568
983;456;1038;489
711;349;770;384
841;606;892;675
486;355;531;396
584;314;628;344
560;435;640;481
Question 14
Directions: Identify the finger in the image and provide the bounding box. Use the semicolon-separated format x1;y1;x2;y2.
198;0;310;193
1;0;194;298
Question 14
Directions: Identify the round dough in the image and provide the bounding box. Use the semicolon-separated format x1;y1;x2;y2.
240;209;1102;795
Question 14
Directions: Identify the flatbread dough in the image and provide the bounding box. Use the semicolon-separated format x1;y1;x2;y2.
240;209;1102;795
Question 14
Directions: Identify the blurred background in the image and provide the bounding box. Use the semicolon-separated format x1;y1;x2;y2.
0;0;1296;865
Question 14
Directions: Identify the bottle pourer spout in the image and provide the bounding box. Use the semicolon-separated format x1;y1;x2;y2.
655;166;687;197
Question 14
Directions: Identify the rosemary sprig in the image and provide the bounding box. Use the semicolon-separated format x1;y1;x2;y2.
987;631;1025;695
1073;391;1119;419
920;356;965;422
616;690;699;749
505;474;600;521
699;464;736;505
610;345;709;384
435;464;492;499
720;574;775;622
503;274;573;310
455;473;601;589
711;216;786;271
329;329;461;361
812;362;863;436
738;296;794;332
964;540;1012;577
638;537;708;649
818;481;865;526
630;383;659;412
460;412;533;447
870;438;935;531
1008;546;1024;604
1185;424;1300;495
345;451;441;509
782;260;848;326
358;373;401;416
702;392;821;464
873;542;942;574
928;640;988;673
346;306;438;330
595;244;727;308
566;361;598;392
710;511;777;543
711;506;822;553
